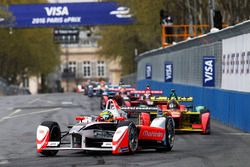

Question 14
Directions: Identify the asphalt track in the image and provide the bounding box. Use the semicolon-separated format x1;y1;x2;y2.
0;93;249;167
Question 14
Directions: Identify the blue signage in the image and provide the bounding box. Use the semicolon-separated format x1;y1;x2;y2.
203;56;215;87
145;64;152;79
9;2;134;28
164;62;173;82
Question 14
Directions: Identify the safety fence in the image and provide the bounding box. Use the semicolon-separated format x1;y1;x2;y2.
135;20;250;132
137;80;250;132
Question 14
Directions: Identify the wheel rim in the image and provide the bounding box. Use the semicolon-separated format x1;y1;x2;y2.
129;125;138;152
167;119;174;147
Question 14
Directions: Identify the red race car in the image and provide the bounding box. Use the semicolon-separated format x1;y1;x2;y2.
129;85;163;107
36;99;175;156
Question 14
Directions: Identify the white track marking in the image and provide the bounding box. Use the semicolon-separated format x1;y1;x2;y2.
0;109;22;123
223;132;250;136
45;100;56;104
28;98;55;104
28;98;40;104
8;109;21;117
0;108;61;122
0;160;9;165
62;101;73;105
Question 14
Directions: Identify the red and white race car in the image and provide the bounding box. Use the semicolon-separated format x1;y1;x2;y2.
36;99;175;156
129;85;163;106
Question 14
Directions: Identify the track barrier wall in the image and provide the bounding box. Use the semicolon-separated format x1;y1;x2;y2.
134;21;250;133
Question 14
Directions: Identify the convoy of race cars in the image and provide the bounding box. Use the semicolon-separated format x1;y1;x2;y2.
36;83;211;157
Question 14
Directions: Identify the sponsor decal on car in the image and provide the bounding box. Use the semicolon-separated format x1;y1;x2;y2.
143;130;163;138
102;142;112;147
118;146;129;153
47;141;60;147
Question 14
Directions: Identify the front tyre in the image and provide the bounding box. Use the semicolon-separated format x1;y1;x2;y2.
40;121;61;156
128;122;138;153
117;121;138;153
157;116;175;151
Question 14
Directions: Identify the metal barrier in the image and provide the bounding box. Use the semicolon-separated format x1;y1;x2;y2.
135;20;250;132
136;20;250;88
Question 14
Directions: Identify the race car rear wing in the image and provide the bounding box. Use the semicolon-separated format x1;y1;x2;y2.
108;88;135;92
130;90;163;94
150;96;193;102
120;106;160;113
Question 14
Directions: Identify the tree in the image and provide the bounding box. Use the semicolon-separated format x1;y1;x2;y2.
99;0;250;75
0;0;60;85
99;0;166;75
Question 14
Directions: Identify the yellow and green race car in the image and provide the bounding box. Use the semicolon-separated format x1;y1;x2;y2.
150;95;210;134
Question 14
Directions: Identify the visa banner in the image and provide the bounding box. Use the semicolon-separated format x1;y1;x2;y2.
145;64;152;79
164;61;173;82
9;2;134;27
203;56;215;87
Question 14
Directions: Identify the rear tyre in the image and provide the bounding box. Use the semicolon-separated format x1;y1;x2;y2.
40;121;61;156
157;116;175;151
117;121;138;153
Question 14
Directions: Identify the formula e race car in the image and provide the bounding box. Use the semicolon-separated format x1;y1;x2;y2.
36;99;175;156
150;94;210;134
128;85;163;107
100;85;135;109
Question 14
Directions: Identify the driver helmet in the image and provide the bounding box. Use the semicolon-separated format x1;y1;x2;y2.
168;99;179;109
145;84;151;91
99;110;114;122
169;89;178;100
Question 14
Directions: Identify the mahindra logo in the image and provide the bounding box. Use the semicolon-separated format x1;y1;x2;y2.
143;130;163;138
44;6;69;16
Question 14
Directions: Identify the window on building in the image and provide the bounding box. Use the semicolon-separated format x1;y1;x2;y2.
82;61;91;77
97;61;105;77
68;61;76;73
241;52;245;74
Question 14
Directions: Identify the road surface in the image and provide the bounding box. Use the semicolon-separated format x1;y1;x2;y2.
0;93;249;167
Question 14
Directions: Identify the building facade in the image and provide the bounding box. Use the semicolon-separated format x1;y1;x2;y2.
59;30;121;92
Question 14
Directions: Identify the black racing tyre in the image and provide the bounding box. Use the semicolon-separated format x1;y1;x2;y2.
40;121;61;156
117;121;138;153
157;116;175;151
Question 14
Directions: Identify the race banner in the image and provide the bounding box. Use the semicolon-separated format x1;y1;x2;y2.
164;61;173;82
203;56;215;87
9;2;133;28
